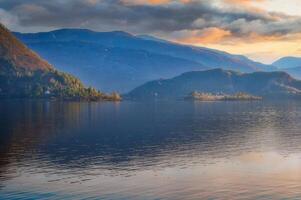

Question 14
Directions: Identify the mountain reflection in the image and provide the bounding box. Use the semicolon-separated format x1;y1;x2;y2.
1;100;301;167
1;100;301;199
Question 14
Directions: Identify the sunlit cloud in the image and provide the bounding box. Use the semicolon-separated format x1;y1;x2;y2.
173;28;232;44
85;0;101;5
122;0;192;5
224;0;266;5
122;0;171;5
0;0;301;62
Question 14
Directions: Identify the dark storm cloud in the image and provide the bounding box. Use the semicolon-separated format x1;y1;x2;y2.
0;0;301;40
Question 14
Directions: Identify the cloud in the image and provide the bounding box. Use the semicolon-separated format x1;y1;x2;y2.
173;28;232;44
224;0;265;5
122;0;171;5
0;8;18;30
122;0;192;5
1;0;301;45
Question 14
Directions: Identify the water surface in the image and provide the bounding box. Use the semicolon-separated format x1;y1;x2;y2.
1;100;301;199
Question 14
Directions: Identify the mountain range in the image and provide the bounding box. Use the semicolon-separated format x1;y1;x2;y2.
0;24;118;100
14;29;275;93
127;69;301;100
273;57;301;69
5;27;301;99
272;57;301;79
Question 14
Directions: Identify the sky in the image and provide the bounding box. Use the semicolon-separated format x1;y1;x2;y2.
0;0;301;63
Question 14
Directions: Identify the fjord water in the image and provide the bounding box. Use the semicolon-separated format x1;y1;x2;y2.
1;100;301;200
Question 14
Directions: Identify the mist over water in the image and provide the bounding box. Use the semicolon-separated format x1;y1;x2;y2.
1;100;301;200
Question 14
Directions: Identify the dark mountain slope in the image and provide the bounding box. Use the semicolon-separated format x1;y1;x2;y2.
0;24;116;100
127;69;301;100
14;29;275;92
1;25;51;71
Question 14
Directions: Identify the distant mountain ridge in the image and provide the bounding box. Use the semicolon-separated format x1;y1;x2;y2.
273;57;301;69
127;68;301;100
14;29;275;92
272;57;301;80
280;66;301;80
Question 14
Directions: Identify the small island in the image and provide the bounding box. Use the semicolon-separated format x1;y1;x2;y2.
185;92;262;101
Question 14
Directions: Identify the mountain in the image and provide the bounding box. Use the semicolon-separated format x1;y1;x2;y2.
136;34;169;43
127;68;301;100
0;24;118;100
280;66;301;80
14;29;275;92
17;40;206;93
272;57;301;79
273;57;301;69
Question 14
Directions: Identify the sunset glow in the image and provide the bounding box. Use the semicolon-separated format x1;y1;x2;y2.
1;0;301;63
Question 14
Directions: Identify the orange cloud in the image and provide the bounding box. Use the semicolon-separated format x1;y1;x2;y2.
167;27;301;63
236;32;301;43
176;28;232;44
223;0;267;13
180;0;192;3
122;0;171;5
225;0;266;5
85;0;101;5
122;0;191;5
147;0;171;4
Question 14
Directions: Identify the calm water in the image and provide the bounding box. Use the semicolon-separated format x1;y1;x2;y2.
1;100;301;200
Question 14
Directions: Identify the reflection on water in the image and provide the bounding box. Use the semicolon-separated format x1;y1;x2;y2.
1;100;301;199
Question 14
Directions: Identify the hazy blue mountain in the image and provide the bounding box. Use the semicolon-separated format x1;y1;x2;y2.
127;69;301;100
273;57;301;69
14;29;275;92
273;57;301;79
280;66;301;80
21;41;206;92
